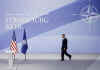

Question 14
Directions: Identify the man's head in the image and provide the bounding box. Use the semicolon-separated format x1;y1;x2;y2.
62;34;65;38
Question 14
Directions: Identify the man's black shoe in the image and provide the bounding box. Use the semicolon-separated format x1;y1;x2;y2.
61;60;64;61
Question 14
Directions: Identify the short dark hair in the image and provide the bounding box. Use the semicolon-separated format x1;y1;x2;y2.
62;34;65;36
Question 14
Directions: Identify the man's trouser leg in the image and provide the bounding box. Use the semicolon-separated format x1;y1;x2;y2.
61;49;64;61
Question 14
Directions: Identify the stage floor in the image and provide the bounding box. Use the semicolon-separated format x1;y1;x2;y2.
0;53;100;70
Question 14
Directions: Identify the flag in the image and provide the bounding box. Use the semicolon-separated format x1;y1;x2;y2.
10;30;18;55
21;29;28;55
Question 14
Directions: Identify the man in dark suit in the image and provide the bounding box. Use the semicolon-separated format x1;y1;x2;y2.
61;34;72;61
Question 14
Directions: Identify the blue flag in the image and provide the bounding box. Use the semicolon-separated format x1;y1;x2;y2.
21;29;28;54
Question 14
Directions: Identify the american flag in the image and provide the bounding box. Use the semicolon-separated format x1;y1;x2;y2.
10;30;18;55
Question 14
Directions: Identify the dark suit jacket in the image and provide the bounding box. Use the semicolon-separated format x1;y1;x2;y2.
62;38;68;49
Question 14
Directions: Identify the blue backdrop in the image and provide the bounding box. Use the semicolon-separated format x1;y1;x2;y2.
0;0;100;53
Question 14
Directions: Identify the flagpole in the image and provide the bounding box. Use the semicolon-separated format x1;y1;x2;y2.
11;24;16;65
13;54;15;64
25;54;26;61
12;25;15;64
8;31;14;69
8;49;13;69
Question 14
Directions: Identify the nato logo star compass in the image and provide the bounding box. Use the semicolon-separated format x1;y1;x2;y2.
73;0;100;24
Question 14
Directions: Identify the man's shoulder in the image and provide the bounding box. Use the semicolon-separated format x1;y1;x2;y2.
64;38;67;40
63;38;67;42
